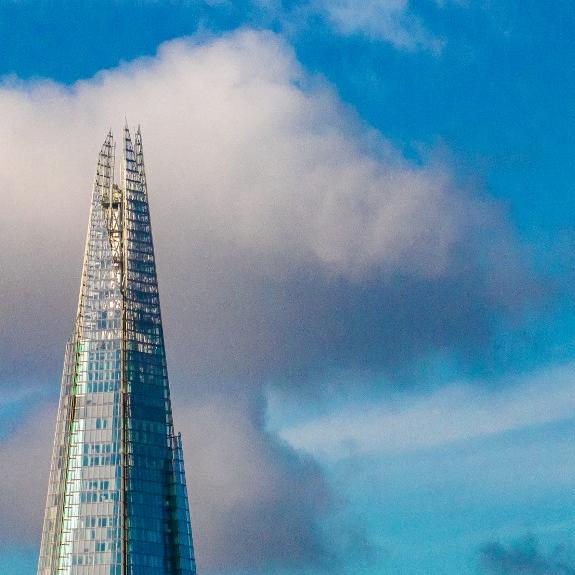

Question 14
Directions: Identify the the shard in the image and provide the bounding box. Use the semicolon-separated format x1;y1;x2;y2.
37;127;197;575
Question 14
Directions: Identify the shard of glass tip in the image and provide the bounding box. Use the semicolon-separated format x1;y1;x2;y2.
37;128;197;575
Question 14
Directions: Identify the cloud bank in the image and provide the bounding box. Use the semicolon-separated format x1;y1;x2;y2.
0;29;534;573
281;362;575;459
0;29;532;392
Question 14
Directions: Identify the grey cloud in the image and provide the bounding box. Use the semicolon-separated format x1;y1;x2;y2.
0;405;54;544
0;29;536;395
479;538;575;575
0;29;537;572
0;398;334;574
175;396;334;572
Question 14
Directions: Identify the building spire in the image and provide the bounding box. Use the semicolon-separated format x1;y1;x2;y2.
135;125;147;189
37;126;197;575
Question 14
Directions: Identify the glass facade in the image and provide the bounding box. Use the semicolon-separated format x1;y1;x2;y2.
37;128;197;575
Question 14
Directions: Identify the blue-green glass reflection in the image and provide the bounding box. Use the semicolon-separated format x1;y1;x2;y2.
37;129;196;575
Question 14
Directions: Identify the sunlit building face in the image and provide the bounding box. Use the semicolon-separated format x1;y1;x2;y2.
37;128;196;575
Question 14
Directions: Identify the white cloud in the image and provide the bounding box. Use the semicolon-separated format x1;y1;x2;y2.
0;31;469;284
0;28;532;572
0;27;518;391
315;0;444;52
281;362;575;459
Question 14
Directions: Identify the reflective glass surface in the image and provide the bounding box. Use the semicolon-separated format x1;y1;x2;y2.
38;129;196;575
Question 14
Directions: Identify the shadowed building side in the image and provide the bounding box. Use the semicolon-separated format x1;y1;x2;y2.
37;128;197;575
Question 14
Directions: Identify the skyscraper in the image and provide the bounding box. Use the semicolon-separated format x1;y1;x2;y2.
37;127;197;575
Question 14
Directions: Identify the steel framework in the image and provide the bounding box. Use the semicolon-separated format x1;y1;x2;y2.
37;127;197;575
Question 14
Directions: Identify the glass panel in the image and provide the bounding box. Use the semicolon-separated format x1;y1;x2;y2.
37;129;196;575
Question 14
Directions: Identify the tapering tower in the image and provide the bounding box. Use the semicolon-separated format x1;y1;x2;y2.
37;127;197;575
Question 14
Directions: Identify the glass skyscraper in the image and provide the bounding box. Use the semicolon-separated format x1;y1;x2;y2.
37;127;197;575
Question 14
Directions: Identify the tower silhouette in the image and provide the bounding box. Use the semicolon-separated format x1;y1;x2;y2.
37;127;196;575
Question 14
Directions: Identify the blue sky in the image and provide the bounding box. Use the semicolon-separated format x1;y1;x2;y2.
2;1;575;574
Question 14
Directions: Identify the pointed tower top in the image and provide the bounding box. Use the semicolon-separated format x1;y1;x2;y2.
38;126;197;575
124;121;133;144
